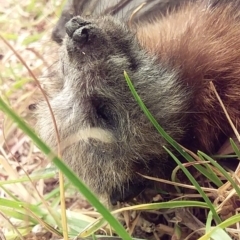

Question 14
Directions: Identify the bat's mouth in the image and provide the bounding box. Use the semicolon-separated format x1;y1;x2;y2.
110;181;147;205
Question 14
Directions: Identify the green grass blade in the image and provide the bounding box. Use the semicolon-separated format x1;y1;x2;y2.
124;71;221;224
0;207;38;224
124;71;222;188
197;152;223;186
112;200;209;212
205;211;213;233
0;168;56;186
208;228;232;240
164;147;221;224
199;214;240;240
198;151;240;197
230;138;240;158
0;97;133;240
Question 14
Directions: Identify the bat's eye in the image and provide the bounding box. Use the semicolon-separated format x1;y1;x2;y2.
92;98;117;129
28;104;36;111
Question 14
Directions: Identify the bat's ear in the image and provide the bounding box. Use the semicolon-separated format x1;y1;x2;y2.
51;0;74;44
51;13;73;44
51;0;194;45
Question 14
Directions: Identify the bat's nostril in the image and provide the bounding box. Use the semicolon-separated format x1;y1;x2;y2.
65;16;91;38
72;27;90;44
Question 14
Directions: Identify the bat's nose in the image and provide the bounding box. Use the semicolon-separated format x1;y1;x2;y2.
65;16;92;44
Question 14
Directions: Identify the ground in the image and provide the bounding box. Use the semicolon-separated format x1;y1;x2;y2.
1;1;240;240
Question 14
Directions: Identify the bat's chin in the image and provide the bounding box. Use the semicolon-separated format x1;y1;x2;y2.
59;127;115;152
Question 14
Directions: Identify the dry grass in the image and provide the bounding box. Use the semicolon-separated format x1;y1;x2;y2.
0;1;87;239
0;0;56;198
1;0;57;174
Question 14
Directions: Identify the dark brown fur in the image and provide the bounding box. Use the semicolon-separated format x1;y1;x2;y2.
35;0;240;205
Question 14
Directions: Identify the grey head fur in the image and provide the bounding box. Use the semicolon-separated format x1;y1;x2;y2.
35;15;190;204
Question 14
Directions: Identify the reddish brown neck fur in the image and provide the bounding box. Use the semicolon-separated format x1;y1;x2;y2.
137;1;240;153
